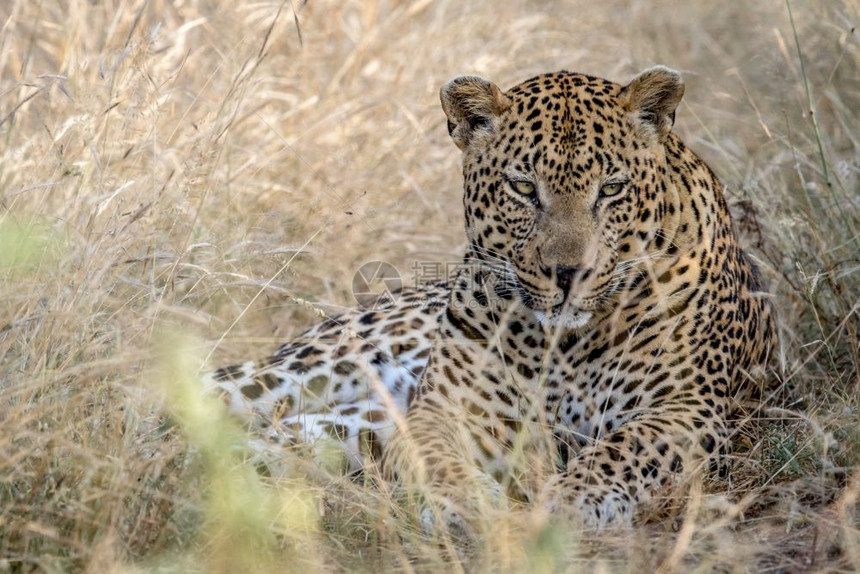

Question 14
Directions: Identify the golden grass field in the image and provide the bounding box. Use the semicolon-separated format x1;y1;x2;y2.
1;0;858;571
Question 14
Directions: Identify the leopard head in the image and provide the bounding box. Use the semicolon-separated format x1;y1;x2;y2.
441;67;686;329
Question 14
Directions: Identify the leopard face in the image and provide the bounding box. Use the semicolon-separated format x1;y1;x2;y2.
443;68;686;330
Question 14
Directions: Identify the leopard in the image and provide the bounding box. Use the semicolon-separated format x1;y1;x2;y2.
204;65;778;536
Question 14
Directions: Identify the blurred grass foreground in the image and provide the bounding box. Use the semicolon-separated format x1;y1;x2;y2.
0;0;858;572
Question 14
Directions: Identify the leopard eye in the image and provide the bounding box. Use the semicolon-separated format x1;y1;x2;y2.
510;180;536;196
599;181;624;198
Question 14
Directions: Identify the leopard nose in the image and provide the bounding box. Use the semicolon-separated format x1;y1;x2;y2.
555;265;580;293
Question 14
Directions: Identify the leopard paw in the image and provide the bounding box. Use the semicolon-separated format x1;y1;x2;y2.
419;499;478;545
540;474;634;530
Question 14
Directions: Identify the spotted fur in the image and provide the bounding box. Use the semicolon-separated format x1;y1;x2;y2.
202;283;447;471
205;66;777;533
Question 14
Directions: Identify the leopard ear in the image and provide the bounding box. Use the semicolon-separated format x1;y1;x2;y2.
440;76;512;151
621;66;685;141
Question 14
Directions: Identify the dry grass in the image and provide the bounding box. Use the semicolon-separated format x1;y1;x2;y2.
0;0;858;571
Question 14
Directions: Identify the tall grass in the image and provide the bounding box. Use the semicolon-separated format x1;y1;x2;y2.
0;0;857;571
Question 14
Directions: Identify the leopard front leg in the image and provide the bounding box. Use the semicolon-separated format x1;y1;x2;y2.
384;393;511;543
540;403;728;529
